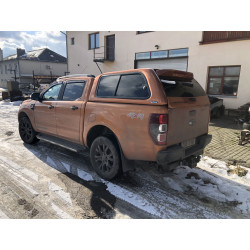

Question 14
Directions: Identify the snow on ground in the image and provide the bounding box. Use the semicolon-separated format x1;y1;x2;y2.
1;100;250;218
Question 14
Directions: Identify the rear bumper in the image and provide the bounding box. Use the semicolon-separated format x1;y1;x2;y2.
157;134;212;165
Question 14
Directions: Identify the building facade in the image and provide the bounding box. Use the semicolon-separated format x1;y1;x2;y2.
0;48;67;88
66;31;250;109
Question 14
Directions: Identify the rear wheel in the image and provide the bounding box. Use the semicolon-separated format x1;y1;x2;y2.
90;136;121;180
19;116;39;144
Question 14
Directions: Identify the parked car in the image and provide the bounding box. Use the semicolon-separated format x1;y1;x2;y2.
18;69;212;180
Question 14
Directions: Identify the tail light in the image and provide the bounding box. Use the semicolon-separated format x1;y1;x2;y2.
149;114;168;145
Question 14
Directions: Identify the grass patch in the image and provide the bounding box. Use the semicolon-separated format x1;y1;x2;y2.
227;165;248;177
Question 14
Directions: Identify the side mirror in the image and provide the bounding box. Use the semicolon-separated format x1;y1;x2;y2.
31;92;41;101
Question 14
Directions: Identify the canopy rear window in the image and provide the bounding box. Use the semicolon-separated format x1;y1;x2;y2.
160;79;206;97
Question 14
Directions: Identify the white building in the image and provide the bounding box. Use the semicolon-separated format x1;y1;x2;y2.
0;48;67;88
66;31;250;109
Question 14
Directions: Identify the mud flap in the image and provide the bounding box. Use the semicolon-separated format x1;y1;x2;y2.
119;146;135;173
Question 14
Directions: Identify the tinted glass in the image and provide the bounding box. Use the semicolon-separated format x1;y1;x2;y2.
161;79;206;97
62;82;86;101
208;78;222;95
116;74;149;98
169;48;188;57
222;77;239;96
43;84;62;100
97;75;120;97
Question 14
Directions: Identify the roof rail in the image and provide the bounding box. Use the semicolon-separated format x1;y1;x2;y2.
57;74;95;80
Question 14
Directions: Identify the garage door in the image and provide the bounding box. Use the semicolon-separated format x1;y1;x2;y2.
136;58;188;71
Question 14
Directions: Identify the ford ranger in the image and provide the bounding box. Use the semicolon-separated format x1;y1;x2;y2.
18;69;212;180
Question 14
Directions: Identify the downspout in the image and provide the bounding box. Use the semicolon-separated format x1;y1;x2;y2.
60;31;68;73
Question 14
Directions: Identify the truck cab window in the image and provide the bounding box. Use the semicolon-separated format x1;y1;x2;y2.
43;84;62;100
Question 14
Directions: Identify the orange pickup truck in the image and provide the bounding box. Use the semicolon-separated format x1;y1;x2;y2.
18;69;212;180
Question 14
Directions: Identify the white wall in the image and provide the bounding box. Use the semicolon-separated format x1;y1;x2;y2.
19;60;67;76
67;31;250;109
0;59;19;88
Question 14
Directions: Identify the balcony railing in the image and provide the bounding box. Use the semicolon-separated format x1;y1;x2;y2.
93;45;115;63
201;31;250;44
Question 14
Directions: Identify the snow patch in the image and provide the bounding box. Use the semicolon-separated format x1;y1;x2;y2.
51;203;73;219
49;182;73;206
77;169;94;181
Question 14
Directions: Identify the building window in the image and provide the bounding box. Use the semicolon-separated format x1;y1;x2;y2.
207;66;241;96
201;31;250;44
89;33;99;49
135;52;150;60
169;48;188;57
5;65;7;74
135;48;188;60
71;37;75;45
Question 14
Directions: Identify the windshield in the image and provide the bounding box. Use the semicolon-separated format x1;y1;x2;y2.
160;79;206;97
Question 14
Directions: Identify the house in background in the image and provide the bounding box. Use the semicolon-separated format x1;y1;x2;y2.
66;31;250;109
0;47;67;88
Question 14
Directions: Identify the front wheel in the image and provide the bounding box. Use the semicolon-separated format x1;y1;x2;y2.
90;136;121;180
19;116;39;144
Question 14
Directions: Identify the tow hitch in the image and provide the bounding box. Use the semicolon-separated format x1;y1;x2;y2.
182;155;201;168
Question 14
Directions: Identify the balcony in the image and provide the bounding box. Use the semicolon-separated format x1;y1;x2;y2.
200;31;250;44
93;45;115;63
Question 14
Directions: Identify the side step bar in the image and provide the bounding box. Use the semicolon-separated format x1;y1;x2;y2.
36;133;87;153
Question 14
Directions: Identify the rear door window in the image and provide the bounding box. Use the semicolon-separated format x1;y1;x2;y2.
116;74;149;98
161;79;206;97
62;81;86;101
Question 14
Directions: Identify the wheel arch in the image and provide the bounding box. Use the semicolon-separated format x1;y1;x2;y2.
86;125;135;173
86;125;120;150
18;111;30;121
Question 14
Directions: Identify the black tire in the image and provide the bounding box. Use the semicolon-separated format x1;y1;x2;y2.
243;122;250;130
90;136;121;180
19;116;39;144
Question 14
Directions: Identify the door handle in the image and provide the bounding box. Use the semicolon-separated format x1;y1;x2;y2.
71;106;78;110
48;105;54;109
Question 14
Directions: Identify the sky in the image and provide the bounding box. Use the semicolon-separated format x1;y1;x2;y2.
0;31;66;58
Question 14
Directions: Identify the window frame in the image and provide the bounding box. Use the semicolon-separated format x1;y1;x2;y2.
89;32;99;50
207;65;241;97
61;80;86;101
96;72;151;100
135;48;188;61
